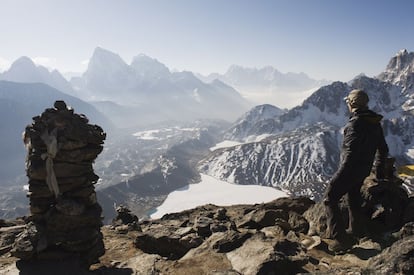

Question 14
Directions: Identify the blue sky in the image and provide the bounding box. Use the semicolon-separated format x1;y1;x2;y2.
0;0;413;81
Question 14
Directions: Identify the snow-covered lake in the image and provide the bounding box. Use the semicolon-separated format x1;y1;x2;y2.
150;173;288;219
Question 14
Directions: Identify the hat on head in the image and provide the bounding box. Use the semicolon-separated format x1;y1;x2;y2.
345;89;369;109
54;100;67;110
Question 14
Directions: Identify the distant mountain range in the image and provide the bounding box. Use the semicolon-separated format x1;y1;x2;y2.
69;47;252;127
199;49;414;200
0;47;330;127
0;48;253;128
198;65;331;108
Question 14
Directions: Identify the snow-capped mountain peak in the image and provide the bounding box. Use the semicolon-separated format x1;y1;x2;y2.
9;56;37;70
238;104;285;123
0;56;74;94
377;48;414;88
130;54;170;77
397;48;409;57
86;47;130;74
3;56;49;80
223;104;286;142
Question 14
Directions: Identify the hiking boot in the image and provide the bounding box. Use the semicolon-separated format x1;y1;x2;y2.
328;239;351;254
327;235;356;254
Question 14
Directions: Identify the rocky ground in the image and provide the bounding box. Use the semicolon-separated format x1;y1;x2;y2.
1;193;413;275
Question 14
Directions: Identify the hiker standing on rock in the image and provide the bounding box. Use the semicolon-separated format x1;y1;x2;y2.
324;89;389;252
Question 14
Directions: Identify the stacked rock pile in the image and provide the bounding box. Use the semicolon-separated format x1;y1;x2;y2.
11;100;106;268
111;205;141;234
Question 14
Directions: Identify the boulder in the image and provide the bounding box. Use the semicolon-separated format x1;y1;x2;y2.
368;234;414;274
134;228;203;260
226;232;308;275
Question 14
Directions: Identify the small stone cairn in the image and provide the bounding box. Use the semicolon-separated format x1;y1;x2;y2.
111;205;141;233
11;100;106;267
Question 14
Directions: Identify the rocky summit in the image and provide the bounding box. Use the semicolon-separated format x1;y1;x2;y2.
0;169;413;274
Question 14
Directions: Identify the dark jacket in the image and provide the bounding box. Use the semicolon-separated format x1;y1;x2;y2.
339;108;389;179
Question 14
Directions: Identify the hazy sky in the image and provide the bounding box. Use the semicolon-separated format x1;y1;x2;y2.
0;0;413;81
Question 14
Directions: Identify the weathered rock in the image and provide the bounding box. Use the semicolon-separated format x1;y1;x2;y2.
238;209;287;229
237;197;314;232
211;222;230;233
264;196;315;215
227;232;308;275
368;235;414;274
194;216;214;237
260;225;286;238
134;222;203;260
303;201;329;237
361;175;409;234
0;224;25;255
399;222;414;239
211;231;252;253
214;208;228;220
11;222;47;260
288;211;309;233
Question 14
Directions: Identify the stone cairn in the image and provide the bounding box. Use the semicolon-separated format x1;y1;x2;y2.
111;205;141;234
11;100;106;268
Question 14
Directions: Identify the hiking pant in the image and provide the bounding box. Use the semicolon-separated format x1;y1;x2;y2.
324;168;366;239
